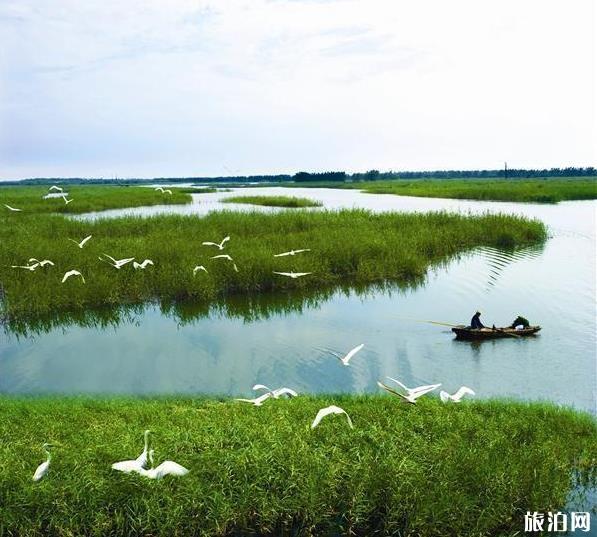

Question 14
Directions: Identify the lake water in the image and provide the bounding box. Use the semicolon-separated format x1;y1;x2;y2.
1;188;595;414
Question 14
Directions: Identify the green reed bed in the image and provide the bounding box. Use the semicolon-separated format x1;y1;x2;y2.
351;178;597;203
222;195;322;207
0;210;546;318
0;397;594;536
0;185;191;214
180;187;233;194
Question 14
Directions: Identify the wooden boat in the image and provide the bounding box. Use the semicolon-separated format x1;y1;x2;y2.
451;325;541;340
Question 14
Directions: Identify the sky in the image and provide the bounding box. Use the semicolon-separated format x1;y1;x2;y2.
0;0;595;179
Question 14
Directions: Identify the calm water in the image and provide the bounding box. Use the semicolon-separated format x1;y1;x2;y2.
1;189;595;413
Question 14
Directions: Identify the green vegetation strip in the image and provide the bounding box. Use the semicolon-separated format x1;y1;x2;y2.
0;397;594;536
0;186;191;214
351;178;597;203
0;210;546;318
222;195;322;207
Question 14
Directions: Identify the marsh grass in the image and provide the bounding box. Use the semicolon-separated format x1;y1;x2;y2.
180;187;233;194
351;178;597;203
0;210;546;318
0;397;594;536
222;195;323;207
0;186;191;214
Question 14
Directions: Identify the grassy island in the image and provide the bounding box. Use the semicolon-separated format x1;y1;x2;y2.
222;195;322;208
0;397;594;536
0;186;192;214
0;209;546;319
351;178;597;203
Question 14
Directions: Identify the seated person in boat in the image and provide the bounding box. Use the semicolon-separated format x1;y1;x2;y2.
510;315;530;329
470;311;485;329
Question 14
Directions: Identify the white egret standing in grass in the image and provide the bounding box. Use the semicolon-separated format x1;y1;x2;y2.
154;187;165;193
133;259;154;270
235;393;272;406
211;254;238;272
112;430;152;473
60;194;73;205
4;204;22;212
100;254;135;269
68;235;92;249
440;387;476;403
273;249;311;257
202;236;230;250
377;381;438;404
311;405;353;429
273;271;312;279
61;270;85;283
32;443;53;482
385;377;442;397
336;343;365;366
193;265;208;276
137;449;189;480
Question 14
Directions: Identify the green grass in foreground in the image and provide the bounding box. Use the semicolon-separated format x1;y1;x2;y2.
0;186;191;214
351;178;597;203
0;210;546;318
0;397;594;536
222;195;322;207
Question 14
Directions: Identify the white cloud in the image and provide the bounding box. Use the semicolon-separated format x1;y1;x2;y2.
0;0;594;178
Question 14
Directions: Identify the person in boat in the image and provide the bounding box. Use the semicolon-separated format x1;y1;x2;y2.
470;311;485;329
510;315;530;329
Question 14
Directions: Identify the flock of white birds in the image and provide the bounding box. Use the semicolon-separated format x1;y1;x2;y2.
14;185;476;483
8;186;314;283
31;342;475;483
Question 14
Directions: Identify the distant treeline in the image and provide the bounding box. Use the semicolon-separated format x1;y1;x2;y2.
3;167;595;186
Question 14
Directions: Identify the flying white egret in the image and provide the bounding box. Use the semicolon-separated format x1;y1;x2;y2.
48;185;63;192
4;204;22;212
252;385;298;398
32;443;53;482
311;405;353;429
273;249;311;257
133;259;154;270
193;265;208;276
137;449;189;480
211;254;238;272
272;387;298;398
28;258;54;267
112;430;152;473
336;343;365;366
100;254;135;269
68;235;92;249
440;386;476;403
61;270;85;283
273;272;312;279
377;381;438;404
235;393;272;406
202;236;230;250
385;377;442;397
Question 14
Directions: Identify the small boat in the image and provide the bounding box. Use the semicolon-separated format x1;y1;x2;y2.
451;325;541;340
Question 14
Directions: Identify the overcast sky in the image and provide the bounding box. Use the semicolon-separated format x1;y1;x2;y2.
0;0;594;179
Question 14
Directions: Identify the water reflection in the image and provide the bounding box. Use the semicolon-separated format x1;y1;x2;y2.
3;278;424;338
